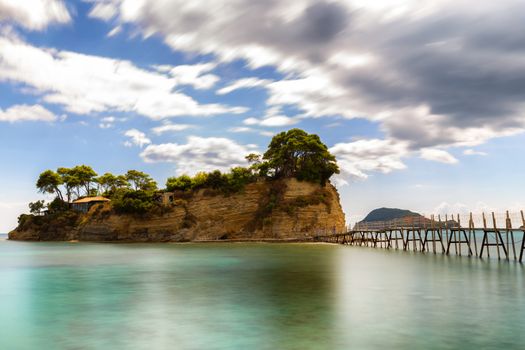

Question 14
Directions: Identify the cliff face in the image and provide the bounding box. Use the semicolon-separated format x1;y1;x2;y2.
9;178;346;242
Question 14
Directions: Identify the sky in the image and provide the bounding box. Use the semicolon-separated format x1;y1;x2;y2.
1;0;525;231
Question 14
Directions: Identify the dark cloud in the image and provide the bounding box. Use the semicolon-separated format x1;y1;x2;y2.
296;2;349;43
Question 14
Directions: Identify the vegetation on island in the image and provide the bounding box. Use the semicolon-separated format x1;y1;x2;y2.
361;208;421;222
23;129;340;221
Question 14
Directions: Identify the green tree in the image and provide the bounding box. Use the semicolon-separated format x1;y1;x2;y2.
29;200;46;215
57;167;81;202
125;170;157;191
97;173;118;194
245;153;262;165
111;190;156;215
115;175;130;189
225;167;255;192
70;165;98;196
191;172;209;190
166;175;193;192
263;129;339;185
36;170;64;201
203;170;227;189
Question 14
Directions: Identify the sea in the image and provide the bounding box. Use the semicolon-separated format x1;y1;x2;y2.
0;240;524;349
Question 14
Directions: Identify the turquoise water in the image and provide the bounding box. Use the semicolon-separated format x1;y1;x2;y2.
1;241;524;349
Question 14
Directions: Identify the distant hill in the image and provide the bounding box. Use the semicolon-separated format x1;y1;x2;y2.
362;208;421;222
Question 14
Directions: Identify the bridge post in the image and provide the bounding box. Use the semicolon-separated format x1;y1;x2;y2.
520;210;525;263
506;211;517;260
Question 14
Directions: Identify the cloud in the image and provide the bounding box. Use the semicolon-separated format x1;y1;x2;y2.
420;148;458;164
229;126;256;133
140;136;253;175
155;62;220;90
107;25;122;37
217;77;272;95
329;139;409;179
0;35;246;120
124;129;151;147
99;116;115;128
0;0;70;30
0;104;57;122
464;149;488;156
151;123;194;135
228;126;275;137
243;115;298;127
88;2;118;21
93;0;525;154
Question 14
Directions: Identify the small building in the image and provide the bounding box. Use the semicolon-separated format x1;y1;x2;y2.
71;196;110;213
161;192;175;206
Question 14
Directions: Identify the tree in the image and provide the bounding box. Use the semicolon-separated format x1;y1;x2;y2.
69;165;98;196
57;167;81;202
125;170;157;191
101;174;130;193
245;153;262;165
166;175;193;192
29;200;46;215
203;170;227;189
262;129;339;185
225;167;255;192
36;170;64;201
191;172;209;190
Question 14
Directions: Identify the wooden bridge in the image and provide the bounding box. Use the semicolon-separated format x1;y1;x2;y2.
314;211;525;262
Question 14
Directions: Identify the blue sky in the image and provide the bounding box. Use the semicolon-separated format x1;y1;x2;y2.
1;0;525;231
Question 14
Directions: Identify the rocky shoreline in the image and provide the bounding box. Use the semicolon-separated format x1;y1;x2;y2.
9;179;346;242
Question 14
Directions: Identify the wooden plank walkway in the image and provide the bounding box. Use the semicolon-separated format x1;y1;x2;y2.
314;211;525;263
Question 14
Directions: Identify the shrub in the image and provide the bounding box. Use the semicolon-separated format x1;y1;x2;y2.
166;175;193;192
47;198;69;213
112;190;157;215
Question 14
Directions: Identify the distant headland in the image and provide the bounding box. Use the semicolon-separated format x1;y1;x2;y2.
9;129;346;242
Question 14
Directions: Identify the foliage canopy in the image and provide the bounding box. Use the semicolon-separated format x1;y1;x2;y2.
262;129;339;185
30;129;339;216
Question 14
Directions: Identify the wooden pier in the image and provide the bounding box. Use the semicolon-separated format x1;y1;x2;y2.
314;211;525;262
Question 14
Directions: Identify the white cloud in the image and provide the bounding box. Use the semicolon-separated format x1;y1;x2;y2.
99;116;124;128
93;0;525;157
124;129;151;147
107;25;122;37
0;104;57;122
243;115;298;127
464;149;488;156
434;202;470;216
0;35;246;120
0;0;70;30
140;136;253;175
420;148;458;164
330;139;409;180
151;123;194;135
243;106;300;128
229;126;256;133
156;62;220;90
88;2;118;21
229;126;276;137
216;77;272;95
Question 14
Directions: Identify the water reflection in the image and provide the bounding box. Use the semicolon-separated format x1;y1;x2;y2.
1;242;525;349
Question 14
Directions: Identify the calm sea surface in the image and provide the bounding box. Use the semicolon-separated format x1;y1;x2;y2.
1;240;524;349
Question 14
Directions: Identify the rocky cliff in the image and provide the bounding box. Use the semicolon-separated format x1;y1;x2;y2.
9;178;346;242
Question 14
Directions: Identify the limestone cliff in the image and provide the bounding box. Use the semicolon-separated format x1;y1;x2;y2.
9;178;346;242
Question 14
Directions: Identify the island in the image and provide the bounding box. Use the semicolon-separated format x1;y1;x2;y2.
9;129;346;242
355;207;458;229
